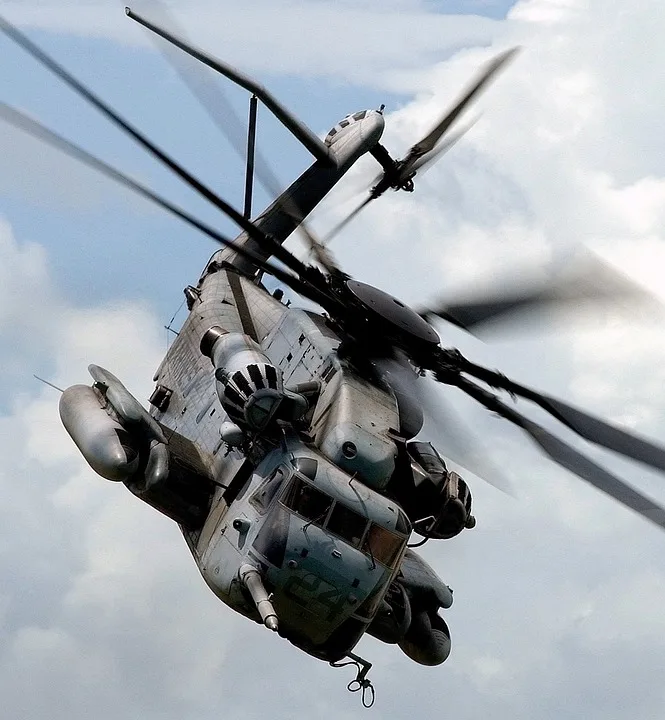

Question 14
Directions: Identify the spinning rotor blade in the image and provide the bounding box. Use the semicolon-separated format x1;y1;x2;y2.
420;386;516;496
457;356;665;474
126;3;342;276
0;102;331;310
0;13;317;283
426;286;616;332
325;123;472;243
125;6;333;165
451;375;665;531
400;48;518;174
372;354;514;494
409;120;476;174
423;256;654;333
325;48;516;242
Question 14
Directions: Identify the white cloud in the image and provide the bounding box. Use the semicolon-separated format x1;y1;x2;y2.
0;0;501;86
0;219;237;719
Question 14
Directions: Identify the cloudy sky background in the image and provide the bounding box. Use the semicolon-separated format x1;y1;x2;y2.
1;0;665;717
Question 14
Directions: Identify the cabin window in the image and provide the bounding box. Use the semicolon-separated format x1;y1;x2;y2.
326;503;368;548
362;523;404;568
149;384;173;412
250;467;287;513
282;477;333;526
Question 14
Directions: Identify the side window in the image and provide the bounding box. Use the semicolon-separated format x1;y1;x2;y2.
362;524;404;568
249;467;286;513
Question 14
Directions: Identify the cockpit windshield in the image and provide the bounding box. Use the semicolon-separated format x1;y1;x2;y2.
327;502;367;548
282;476;332;526
281;475;407;567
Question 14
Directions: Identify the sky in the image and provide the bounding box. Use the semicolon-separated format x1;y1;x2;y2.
1;0;665;718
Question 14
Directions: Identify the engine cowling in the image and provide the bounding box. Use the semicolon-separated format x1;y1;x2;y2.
201;326;307;431
388;441;475;539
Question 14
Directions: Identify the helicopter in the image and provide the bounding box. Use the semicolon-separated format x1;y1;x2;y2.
3;7;665;708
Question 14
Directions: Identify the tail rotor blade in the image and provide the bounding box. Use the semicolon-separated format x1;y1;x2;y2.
324;48;517;240
409;119;476;175
400;47;518;173
324;194;375;243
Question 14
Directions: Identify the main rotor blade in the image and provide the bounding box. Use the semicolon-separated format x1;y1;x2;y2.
0;13;317;284
401;47;518;171
451;375;665;531
372;354;514;494
424;257;654;333
125;6;333;165
454;355;665;475
128;2;342;277
427;286;608;332
0;102;331;310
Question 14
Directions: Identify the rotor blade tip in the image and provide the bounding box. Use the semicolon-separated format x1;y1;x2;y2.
125;7;131;15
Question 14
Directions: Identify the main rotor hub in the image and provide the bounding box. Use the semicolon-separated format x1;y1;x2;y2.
345;280;440;346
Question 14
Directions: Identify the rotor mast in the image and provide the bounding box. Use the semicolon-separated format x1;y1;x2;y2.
243;95;258;219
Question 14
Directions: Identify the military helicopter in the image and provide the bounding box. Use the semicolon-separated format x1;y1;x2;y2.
3;7;665;708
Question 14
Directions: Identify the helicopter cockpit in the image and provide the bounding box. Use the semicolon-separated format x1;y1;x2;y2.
245;448;411;660
281;470;408;569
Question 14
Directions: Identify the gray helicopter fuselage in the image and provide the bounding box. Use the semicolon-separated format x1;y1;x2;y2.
150;257;412;659
59;104;454;665
143;109;420;659
194;432;410;659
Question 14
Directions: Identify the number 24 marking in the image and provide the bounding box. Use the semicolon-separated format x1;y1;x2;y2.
283;573;347;621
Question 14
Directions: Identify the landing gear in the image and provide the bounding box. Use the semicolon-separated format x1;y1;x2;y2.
330;651;375;708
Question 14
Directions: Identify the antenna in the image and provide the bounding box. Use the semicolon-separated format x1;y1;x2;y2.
33;375;64;393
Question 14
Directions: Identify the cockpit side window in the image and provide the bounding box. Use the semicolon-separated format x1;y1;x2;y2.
282;476;333;526
326;503;368;548
362;523;404;568
250;467;287;513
